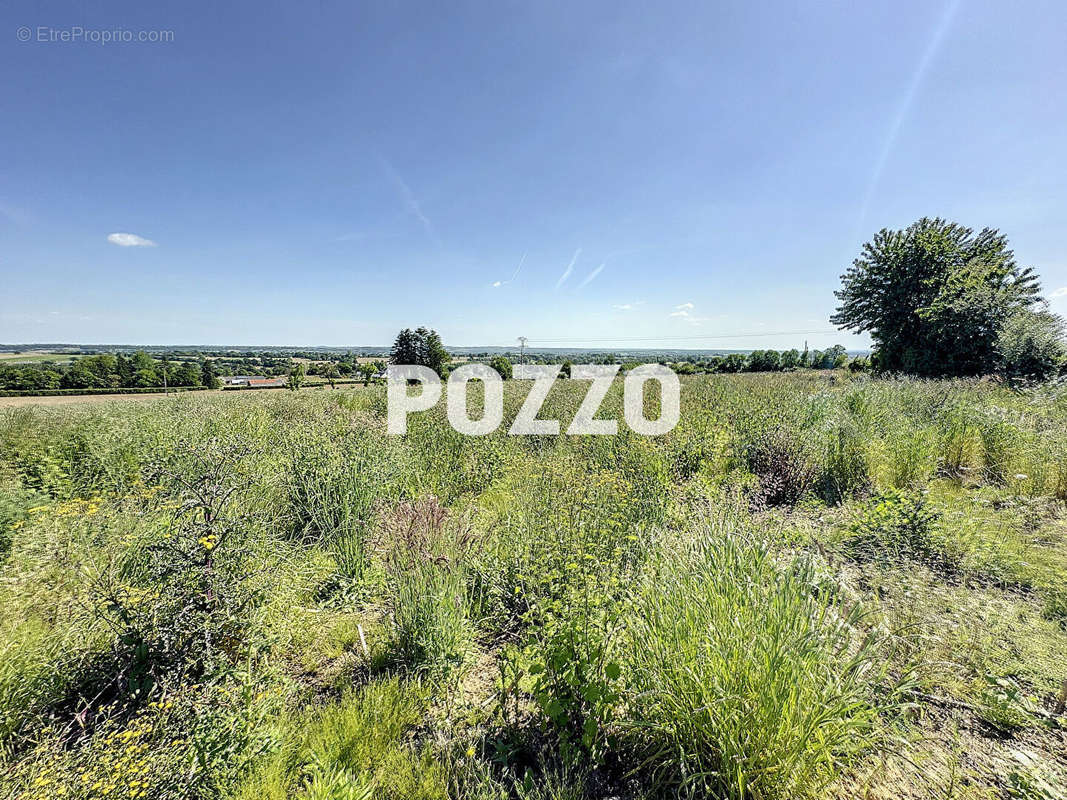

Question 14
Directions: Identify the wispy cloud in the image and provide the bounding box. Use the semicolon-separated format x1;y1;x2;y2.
1050;287;1067;299
335;232;369;242
613;301;644;311
107;232;156;247
669;302;711;326
378;156;441;247
492;252;526;288
577;262;605;289
555;248;581;290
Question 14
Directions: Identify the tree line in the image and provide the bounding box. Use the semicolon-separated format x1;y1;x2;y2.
389;327;859;379
0;352;220;392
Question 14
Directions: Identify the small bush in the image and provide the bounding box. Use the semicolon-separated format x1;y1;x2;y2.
976;674;1031;733
522;558;625;765
744;426;817;506
996;307;1066;382
89;442;267;694
846;489;940;564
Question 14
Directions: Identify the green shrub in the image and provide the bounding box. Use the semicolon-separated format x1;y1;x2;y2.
522;558;624;765
846;489;940;564
996;307;1066;383
976;674;1031;733
89;441;268;694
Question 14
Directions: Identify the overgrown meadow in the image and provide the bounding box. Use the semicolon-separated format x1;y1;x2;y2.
1;373;1066;800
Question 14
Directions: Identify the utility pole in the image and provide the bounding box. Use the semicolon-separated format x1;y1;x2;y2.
517;336;527;366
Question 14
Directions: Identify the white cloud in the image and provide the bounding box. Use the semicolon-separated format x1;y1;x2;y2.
613;301;644;311
107;232;156;247
674;302;694;310
577;262;605;289
669;310;689;318
1050;286;1067;298
492;252;526;288
556;248;581;290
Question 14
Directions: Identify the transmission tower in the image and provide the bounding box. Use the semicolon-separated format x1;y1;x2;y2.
517;336;527;365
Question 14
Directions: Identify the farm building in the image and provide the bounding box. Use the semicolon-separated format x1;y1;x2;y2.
222;376;287;389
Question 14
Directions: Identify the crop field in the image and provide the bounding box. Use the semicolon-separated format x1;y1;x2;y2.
1;373;1065;800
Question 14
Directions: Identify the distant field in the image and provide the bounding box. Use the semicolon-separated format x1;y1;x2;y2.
0;390;217;407
0;384;365;407
0;351;74;363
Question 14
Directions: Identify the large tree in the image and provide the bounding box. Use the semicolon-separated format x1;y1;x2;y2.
200;358;220;389
390;327;450;377
488;355;513;379
831;218;1042;376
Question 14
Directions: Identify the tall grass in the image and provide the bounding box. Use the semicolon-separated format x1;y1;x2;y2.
378;497;475;671
620;522;896;799
1;375;1066;799
232;678;444;800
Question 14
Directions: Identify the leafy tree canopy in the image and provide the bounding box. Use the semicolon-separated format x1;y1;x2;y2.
996;306;1066;381
390;327;450;377
831;218;1041;376
489;355;513;380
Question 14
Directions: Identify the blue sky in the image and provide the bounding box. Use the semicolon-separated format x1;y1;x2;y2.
2;0;1066;349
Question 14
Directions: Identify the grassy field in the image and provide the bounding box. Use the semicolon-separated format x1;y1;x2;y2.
1;373;1065;800
0;391;217;408
0;385;363;408
0;352;75;364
